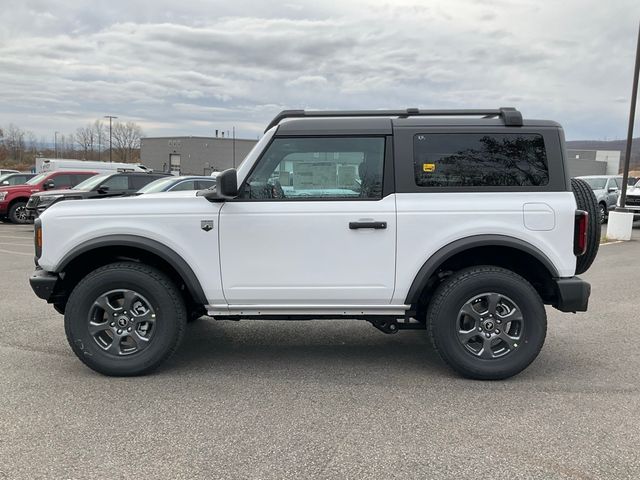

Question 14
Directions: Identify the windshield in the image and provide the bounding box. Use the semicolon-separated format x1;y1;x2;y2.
582;177;607;190
137;177;178;194
72;174;111;191
26;173;49;185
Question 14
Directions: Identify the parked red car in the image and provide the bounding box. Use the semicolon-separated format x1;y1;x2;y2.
0;170;97;224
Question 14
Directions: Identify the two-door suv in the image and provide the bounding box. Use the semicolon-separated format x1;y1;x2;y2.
29;108;599;379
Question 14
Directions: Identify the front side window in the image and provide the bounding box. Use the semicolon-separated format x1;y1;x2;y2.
242;137;385;200
100;175;129;190
170;180;197;191
414;133;549;188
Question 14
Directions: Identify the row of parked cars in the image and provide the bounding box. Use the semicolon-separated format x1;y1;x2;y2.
0;168;216;224
576;175;640;223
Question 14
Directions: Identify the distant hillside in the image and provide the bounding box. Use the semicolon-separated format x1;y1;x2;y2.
566;137;640;171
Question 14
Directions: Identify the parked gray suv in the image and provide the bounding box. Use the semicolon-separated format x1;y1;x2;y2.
576;175;622;224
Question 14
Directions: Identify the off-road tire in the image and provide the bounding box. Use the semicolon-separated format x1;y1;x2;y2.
571;178;600;274
427;266;547;380
64;262;187;376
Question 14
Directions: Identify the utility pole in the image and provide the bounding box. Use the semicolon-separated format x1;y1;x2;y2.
104;115;117;163
98;125;102;162
232;126;236;168
618;20;640;210
54;131;59;158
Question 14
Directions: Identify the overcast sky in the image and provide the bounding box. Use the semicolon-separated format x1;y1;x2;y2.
1;0;639;141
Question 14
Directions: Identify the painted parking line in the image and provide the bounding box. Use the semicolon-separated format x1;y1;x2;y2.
0;242;32;247
0;235;33;240
0;248;32;256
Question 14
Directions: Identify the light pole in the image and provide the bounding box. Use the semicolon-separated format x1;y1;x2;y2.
54;131;59;158
104;115;117;163
618;21;640;210
607;20;640;241
232;126;236;168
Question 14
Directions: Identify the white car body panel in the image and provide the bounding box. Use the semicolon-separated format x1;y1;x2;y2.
218;195;397;304
38;192;226;304
391;191;577;305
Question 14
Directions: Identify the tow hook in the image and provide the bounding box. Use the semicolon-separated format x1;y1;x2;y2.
369;318;399;334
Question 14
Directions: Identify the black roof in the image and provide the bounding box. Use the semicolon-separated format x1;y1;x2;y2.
265;107;525;132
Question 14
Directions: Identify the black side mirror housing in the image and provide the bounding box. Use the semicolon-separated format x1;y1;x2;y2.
43;180;55;190
98;185;110;194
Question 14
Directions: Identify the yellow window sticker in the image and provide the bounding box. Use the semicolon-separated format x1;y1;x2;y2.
423;163;436;172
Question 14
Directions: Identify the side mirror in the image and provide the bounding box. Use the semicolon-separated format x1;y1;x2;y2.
98;185;110;194
215;168;238;199
43;179;55;190
608;187;618;193
1;180;8;185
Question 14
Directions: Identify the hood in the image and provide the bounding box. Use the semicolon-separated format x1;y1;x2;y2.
0;183;37;193
627;185;640;196
40;189;204;221
31;188;77;197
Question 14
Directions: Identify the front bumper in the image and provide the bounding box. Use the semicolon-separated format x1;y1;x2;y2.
553;276;590;312
29;269;60;301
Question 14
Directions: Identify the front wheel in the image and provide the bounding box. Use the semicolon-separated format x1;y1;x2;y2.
8;201;29;224
427;266;546;380
64;262;187;376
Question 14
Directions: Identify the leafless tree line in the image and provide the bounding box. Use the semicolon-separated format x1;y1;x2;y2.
0;120;144;169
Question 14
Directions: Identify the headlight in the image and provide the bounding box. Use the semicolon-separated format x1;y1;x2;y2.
0;192;7;201
38;194;64;205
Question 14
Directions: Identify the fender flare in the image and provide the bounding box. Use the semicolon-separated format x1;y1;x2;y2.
55;234;208;305
404;234;559;305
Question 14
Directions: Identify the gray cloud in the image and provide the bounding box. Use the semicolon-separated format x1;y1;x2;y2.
0;0;639;140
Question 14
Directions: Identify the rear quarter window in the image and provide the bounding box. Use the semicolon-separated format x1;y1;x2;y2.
414;133;549;187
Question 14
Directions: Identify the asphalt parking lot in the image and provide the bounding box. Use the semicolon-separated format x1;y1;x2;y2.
1;222;640;479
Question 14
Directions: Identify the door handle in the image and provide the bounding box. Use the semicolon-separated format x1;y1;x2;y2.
349;221;387;230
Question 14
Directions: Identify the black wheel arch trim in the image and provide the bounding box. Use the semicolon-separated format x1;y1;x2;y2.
404;234;560;305
54;235;208;305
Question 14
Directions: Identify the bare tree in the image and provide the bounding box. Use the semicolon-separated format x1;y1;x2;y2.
76;125;95;159
93;120;106;160
112;121;143;162
4;124;26;162
0;128;6;163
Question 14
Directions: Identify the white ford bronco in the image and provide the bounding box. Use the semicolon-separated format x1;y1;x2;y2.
30;108;599;379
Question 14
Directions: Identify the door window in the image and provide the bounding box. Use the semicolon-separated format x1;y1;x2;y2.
100;175;129;190
242;137;385;200
170;180;197;191
52;174;73;188
196;179;217;189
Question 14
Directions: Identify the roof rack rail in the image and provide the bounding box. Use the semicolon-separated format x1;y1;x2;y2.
264;107;523;132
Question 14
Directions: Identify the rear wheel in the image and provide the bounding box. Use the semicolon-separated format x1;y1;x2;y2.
571;178;600;274
8;201;28;224
427;266;546;380
64;262;187;376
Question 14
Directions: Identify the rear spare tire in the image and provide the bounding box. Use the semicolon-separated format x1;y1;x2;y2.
571;178;600;274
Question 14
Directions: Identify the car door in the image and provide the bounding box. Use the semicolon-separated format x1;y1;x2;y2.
218;135;396;306
606;178;620;208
